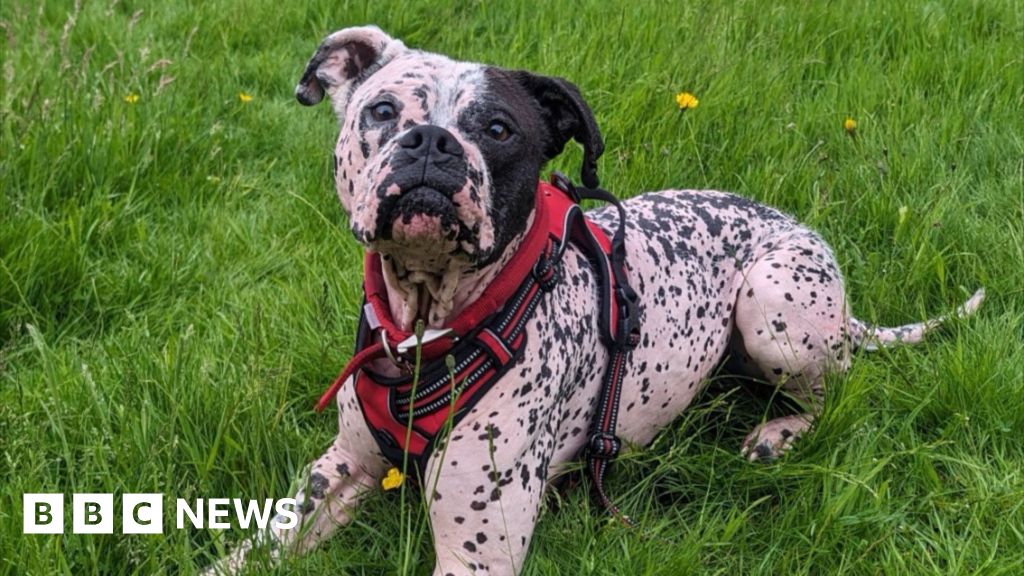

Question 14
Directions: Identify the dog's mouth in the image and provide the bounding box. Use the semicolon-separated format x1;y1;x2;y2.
381;186;461;244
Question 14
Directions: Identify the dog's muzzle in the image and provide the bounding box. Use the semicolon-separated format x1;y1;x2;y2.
377;126;469;241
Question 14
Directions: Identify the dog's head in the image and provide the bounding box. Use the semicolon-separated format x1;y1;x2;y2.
297;26;603;268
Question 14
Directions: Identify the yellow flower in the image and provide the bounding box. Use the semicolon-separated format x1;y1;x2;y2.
381;467;404;490
124;93;140;104
239;92;253;103
675;91;699;111
844;118;857;133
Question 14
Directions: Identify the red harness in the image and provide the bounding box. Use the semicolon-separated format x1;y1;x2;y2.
317;174;640;519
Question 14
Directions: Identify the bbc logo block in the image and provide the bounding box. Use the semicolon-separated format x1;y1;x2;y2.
23;494;64;534
73;493;114;534
24;493;164;535
123;493;164;534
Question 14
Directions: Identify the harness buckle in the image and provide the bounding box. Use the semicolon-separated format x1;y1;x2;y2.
588;432;622;460
396;328;456;356
614;284;641;350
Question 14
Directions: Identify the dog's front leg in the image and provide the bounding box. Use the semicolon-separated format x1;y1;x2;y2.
280;437;386;553
204;386;388;574
423;409;557;576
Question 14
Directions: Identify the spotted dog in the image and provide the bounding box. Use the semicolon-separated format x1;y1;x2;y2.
205;26;984;576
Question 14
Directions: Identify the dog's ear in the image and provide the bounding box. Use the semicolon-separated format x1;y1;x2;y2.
296;26;406;122
512;72;604;188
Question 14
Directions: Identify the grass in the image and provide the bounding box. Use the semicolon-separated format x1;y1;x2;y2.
2;0;1022;574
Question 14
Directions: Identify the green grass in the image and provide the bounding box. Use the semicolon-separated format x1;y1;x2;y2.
2;0;1022;574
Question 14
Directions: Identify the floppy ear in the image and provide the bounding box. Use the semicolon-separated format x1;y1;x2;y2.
295;26;406;122
512;72;604;188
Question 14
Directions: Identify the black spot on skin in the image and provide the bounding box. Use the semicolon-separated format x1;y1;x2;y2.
471;501;487;511
520;465;531;489
476;532;488;544
309;473;329;500
754;443;775;460
412;85;429;109
781;429;793;439
335;463;350;477
454;516;465;524
479;424;501;440
772;320;787;332
464;541;477;553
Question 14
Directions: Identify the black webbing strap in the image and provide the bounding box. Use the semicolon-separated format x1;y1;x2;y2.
551;173;640;524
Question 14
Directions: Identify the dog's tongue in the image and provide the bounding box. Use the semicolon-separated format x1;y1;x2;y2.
392;213;446;242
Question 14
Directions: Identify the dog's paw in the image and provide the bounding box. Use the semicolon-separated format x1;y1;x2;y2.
740;415;812;462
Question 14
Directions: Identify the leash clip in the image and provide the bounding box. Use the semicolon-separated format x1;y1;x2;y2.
379;329;407;370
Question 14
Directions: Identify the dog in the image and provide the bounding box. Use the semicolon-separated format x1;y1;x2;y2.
205;25;984;576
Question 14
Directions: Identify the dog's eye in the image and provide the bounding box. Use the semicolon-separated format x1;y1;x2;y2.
487;120;512;142
370;102;397;122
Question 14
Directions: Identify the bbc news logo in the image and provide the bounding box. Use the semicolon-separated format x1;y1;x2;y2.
23;494;298;534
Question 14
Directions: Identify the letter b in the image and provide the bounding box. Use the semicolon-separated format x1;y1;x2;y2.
73;494;113;534
23;494;64;534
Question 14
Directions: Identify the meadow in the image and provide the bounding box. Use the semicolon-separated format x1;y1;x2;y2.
1;1;1022;574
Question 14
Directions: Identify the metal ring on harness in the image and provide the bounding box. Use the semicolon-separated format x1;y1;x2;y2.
380;329;400;366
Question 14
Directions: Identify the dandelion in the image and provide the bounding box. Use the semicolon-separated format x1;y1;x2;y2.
844;117;857;134
381;467;404;490
124;93;140;104
239;92;253;103
675;91;699;111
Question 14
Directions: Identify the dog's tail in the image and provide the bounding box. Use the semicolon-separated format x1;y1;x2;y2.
849;288;985;351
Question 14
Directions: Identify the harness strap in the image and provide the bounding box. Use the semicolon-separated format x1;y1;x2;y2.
551;173;640;525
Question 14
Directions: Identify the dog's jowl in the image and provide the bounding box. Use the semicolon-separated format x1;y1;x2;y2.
205;26;984;576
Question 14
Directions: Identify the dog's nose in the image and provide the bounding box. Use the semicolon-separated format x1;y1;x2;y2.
398;125;464;159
